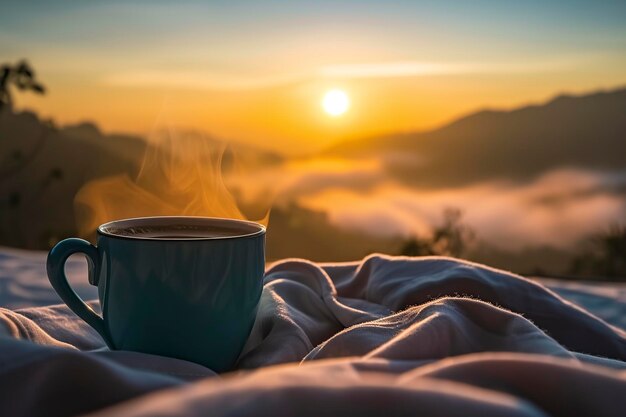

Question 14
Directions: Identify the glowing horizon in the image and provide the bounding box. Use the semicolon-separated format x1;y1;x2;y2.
2;1;626;154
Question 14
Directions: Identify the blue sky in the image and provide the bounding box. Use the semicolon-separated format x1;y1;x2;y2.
3;1;625;71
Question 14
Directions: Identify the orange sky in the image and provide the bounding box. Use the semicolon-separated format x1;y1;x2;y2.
5;2;626;155
14;67;626;156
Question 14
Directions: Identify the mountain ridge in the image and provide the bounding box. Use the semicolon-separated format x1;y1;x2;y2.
325;86;626;187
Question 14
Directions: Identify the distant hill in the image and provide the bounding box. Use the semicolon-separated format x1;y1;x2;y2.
327;87;626;187
0;110;142;247
0;109;281;248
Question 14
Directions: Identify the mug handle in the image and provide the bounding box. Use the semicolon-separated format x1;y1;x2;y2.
47;238;111;346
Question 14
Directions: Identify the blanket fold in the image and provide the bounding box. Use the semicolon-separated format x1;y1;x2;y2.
1;252;625;417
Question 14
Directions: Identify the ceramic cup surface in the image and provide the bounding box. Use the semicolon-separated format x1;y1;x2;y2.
46;216;265;372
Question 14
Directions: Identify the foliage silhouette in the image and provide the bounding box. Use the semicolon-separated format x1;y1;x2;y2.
0;60;62;246
0;60;45;110
0;60;55;180
570;224;626;280
399;208;475;258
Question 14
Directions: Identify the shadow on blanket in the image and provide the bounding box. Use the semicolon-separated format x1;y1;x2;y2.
1;254;625;416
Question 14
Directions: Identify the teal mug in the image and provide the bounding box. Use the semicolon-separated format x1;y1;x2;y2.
46;216;265;372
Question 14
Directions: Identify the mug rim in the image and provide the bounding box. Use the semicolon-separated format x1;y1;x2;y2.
97;216;266;241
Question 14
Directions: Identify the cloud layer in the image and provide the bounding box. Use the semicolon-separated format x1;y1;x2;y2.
298;169;626;250
232;158;626;251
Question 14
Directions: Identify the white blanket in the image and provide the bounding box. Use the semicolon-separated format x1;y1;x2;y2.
0;248;625;416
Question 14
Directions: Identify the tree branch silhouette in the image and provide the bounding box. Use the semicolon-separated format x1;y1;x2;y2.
0;60;45;110
0;60;51;180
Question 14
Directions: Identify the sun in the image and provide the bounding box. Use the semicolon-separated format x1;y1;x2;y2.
322;89;350;117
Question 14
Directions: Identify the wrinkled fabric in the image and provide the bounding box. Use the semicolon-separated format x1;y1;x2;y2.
1;250;625;417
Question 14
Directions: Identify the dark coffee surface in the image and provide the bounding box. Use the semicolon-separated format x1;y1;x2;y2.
105;224;249;239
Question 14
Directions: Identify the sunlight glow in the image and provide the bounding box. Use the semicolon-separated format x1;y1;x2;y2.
322;89;350;117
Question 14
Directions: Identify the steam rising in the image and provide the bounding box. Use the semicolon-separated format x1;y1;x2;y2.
75;129;269;238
